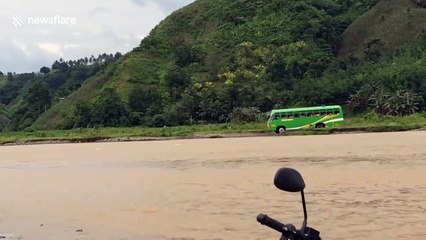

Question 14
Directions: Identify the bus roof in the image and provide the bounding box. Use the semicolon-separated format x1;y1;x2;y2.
271;105;342;114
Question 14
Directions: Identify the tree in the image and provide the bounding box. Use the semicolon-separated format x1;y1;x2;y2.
8;81;52;130
230;107;262;123
0;104;10;131
114;52;123;60
348;84;378;113
52;60;61;70
74;101;92;128
128;85;164;126
128;86;159;113
40;66;50;74
23;81;52;116
59;62;70;72
90;88;128;127
163;64;190;101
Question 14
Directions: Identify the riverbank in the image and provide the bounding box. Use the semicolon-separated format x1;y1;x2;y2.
1;114;426;145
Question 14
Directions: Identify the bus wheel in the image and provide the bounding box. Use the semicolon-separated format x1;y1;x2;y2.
276;126;286;134
315;123;325;129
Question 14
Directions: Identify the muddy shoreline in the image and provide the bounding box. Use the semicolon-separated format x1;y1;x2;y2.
1;126;425;146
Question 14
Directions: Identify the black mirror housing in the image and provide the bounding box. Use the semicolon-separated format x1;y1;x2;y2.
274;168;306;193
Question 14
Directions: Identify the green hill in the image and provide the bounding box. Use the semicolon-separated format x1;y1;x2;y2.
32;0;381;130
0;54;121;131
2;0;426;131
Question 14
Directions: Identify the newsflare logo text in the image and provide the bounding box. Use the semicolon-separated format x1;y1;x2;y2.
12;14;77;27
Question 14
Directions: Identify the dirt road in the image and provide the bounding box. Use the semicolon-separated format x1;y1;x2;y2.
0;131;425;239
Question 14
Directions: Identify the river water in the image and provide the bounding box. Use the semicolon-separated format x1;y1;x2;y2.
0;131;425;240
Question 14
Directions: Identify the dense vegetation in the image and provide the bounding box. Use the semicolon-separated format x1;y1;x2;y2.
2;113;426;145
1;0;426;132
0;53;122;131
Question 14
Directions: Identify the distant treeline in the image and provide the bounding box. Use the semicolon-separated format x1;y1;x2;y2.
0;52;122;131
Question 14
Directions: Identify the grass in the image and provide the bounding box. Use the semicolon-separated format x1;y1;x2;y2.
1;113;426;145
0;123;267;145
306;113;426;135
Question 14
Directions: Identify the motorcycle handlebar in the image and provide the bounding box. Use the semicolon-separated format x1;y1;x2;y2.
257;214;308;240
257;214;288;233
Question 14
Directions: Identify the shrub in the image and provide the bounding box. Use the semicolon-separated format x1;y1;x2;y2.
369;90;420;116
230;107;262;123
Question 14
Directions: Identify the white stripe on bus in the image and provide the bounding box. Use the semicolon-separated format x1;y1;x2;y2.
286;118;344;131
324;118;344;124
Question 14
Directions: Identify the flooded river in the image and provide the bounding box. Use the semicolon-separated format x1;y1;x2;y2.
0;131;425;240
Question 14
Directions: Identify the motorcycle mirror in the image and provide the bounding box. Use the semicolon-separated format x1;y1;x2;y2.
274;168;305;192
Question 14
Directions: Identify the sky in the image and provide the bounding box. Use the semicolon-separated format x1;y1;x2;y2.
0;0;194;73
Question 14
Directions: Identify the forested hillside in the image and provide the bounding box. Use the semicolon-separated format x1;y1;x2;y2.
0;53;122;131
1;0;426;131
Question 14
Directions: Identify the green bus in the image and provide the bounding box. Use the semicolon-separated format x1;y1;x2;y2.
267;105;344;133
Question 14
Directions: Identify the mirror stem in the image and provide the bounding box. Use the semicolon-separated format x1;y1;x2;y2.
301;190;307;230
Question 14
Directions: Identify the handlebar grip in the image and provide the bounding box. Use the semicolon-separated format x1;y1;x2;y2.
257;214;287;233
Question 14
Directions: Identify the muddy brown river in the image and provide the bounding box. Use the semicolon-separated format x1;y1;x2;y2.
0;131;425;240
